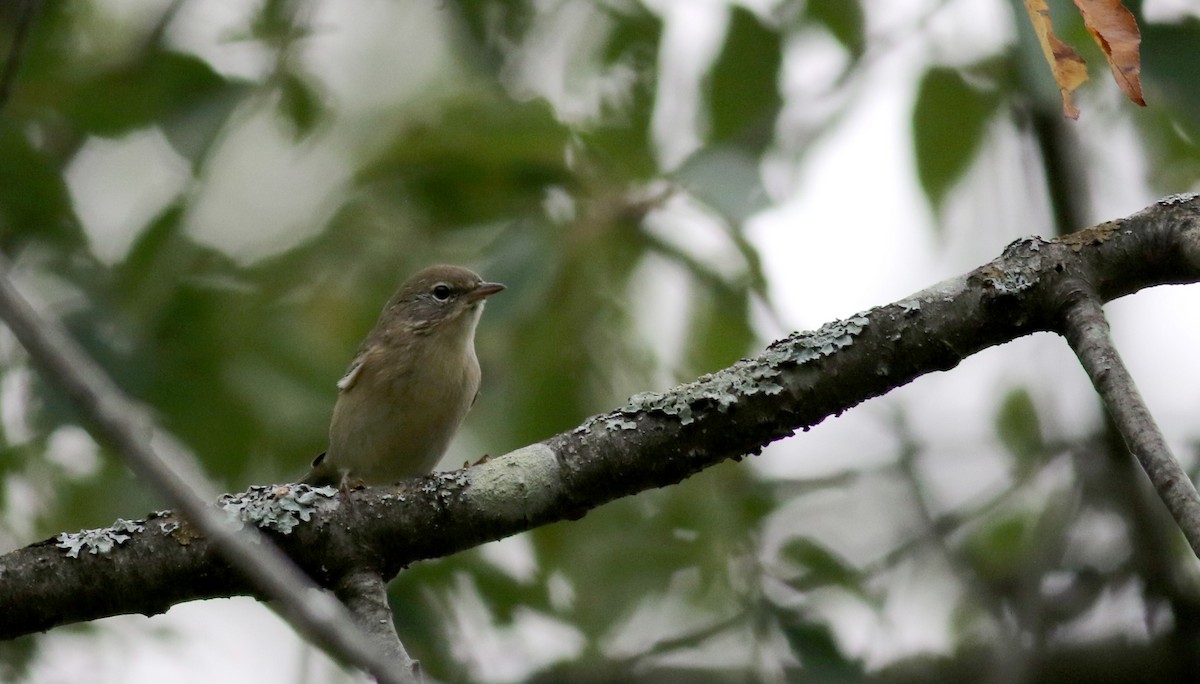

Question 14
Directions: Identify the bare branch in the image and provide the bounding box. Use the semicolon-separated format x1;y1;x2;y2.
1060;287;1200;555
335;571;422;683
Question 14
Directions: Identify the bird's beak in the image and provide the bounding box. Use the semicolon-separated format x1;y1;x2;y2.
466;281;505;303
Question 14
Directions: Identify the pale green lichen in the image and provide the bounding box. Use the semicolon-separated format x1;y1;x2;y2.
592;313;873;427
990;271;1034;294
1158;192;1198;206
603;417;637;431
778;313;871;364
56;518;145;558
218;484;339;535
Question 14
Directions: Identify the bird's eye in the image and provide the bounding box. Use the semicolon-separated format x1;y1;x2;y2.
431;284;453;301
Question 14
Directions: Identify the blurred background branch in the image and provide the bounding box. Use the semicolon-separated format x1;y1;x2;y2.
0;0;36;111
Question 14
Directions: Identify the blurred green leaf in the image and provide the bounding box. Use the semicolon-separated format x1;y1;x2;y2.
63;51;241;139
805;0;866;58
276;71;325;140
0;124;81;248
779;537;863;593
1136;22;1200;192
111;204;193;320
995;387;1043;473
684;281;756;377
912;66;1001;211
0;632;38;683
450;0;531;70
778;618;865;682
675;146;769;223
575;5;662;180
359;97;573;227
708;7;782;149
1142;22;1200;123
963;513;1033;589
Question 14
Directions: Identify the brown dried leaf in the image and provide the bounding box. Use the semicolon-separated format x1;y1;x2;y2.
1023;0;1089;119
1073;0;1145;106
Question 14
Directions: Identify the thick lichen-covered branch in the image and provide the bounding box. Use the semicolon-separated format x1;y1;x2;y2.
3;195;1200;639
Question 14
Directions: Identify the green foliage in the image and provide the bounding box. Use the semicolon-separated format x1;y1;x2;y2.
779;620;866;683
803;0;866;58
912;67;1001;212
995;387;1043;475
276;70;326;139
1136;22;1200;191
963;511;1036;589
778;537;864;593
0;123;79;247
708;7;782;149
61;51;236;138
358;97;574;228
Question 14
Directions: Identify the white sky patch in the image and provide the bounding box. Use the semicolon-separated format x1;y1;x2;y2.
748;37;935;329
649;0;728;168
602;566;728;659
498;0;639;125
45;426;102;480
644;192;748;279
1108;285;1200;465
24;598;362;684
167;0;275;81
627;253;692;386
1143;0;1200;21
305;0;464;120
1074;88;1156;223
751;398;901;481
923;0;1017;65
1062;508;1132;573
2;476;42;548
477;533;539;584
1050;580;1157;645
869;554;959;667
0;366;33;447
760;471;921;569
182;102;351;265
444;573;585;683
546;570;575;613
65;128;192;265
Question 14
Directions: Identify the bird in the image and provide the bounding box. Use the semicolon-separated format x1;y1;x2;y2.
300;264;504;487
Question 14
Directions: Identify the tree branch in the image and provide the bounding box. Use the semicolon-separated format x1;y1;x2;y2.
3;194;1200;640
334;571;422;682
1059;285;1200;555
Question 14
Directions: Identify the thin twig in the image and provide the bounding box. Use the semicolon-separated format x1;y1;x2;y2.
1060;288;1200;557
0;258;415;684
0;0;38;113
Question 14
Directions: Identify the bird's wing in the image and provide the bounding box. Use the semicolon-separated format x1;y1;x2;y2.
337;356;365;391
299;451;336;486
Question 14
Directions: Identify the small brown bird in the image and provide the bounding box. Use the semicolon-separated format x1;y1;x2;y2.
301;265;504;487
